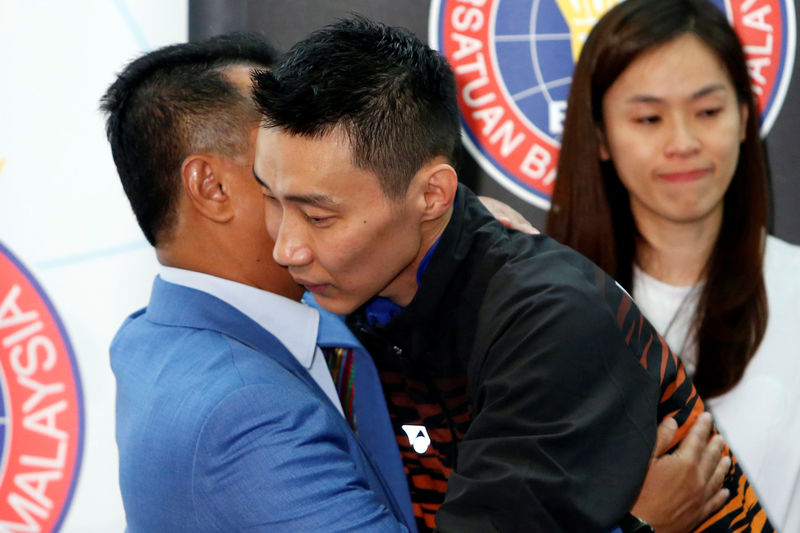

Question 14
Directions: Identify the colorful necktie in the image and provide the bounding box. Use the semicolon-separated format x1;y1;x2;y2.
315;308;417;532
322;346;357;431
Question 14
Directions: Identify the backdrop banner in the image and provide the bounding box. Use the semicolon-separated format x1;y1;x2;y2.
190;0;800;244
0;2;187;531
0;1;794;532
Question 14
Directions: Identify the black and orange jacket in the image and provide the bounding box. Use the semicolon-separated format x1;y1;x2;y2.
348;185;772;533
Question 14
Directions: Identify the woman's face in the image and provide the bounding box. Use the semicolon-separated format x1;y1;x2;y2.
599;33;747;229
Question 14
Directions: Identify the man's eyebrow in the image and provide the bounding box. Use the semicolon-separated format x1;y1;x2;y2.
251;167;338;208
253;167;267;188
285;193;339;209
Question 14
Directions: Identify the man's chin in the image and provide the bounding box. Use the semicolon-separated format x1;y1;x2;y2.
306;292;360;317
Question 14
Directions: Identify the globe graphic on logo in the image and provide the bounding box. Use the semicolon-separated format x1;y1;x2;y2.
491;0;730;146
432;0;794;207
493;0;576;144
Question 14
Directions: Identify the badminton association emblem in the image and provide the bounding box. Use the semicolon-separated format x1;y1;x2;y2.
0;242;84;532
430;0;796;208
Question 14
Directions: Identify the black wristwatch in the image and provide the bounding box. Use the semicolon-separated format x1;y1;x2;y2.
619;513;655;533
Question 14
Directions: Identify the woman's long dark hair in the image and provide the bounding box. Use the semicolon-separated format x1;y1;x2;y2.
547;0;769;398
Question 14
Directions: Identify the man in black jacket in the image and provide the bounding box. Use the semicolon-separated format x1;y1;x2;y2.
251;17;765;533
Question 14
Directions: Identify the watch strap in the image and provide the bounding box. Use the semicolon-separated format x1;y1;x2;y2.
619;512;655;533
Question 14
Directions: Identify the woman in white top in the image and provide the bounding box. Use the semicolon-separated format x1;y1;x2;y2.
547;0;800;529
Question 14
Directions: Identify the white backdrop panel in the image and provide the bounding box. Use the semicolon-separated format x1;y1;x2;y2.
0;1;187;531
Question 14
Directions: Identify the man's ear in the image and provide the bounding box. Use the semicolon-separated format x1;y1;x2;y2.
417;160;458;222
181;155;234;223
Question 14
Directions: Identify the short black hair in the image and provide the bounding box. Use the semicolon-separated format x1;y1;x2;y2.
252;16;460;199
100;33;279;246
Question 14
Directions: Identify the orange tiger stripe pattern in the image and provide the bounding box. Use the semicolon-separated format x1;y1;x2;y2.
376;271;774;532
610;278;772;532
377;366;470;532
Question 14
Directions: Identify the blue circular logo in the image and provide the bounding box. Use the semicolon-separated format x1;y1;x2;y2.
431;0;796;206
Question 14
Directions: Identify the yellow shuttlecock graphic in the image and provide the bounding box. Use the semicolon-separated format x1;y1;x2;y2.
555;0;622;62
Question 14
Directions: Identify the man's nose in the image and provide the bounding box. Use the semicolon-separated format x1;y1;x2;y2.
272;213;313;267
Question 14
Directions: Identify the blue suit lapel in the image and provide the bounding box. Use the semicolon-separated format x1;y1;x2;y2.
314;301;417;533
147;277;320;391
147;278;416;531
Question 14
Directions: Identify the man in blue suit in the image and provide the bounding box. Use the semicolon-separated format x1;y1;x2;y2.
101;29;725;533
101;34;415;532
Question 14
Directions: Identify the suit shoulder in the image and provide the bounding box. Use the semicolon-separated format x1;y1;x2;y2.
112;319;309;441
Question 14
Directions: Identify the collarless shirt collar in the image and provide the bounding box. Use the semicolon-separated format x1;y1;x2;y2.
159;266;319;369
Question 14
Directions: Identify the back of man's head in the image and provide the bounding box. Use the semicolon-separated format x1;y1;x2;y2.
252;16;460;200
101;33;278;246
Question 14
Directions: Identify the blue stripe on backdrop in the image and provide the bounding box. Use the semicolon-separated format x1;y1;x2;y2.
35;239;150;270
114;0;151;52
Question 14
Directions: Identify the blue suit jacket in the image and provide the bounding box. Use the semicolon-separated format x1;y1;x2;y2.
111;277;414;532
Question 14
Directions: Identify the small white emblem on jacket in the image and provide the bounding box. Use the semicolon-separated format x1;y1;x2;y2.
401;425;431;454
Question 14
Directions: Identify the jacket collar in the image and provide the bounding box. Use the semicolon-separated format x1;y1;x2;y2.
148;277;416;531
146;276;321;391
349;184;495;354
